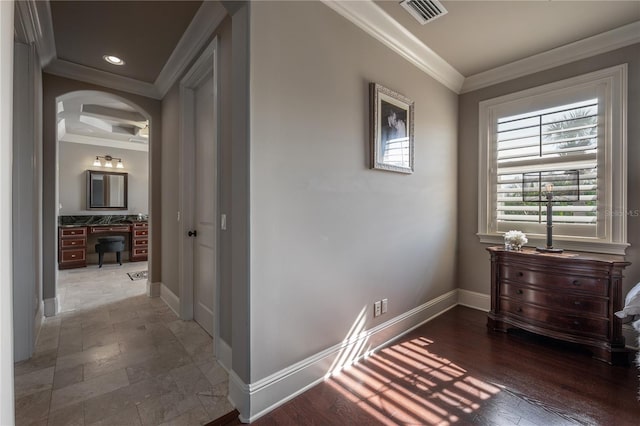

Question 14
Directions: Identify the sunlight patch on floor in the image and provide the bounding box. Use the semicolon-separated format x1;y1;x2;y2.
327;336;501;425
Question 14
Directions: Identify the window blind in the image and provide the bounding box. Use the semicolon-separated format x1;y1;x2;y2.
496;99;598;225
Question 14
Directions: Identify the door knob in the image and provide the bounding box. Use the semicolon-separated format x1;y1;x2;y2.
188;230;197;237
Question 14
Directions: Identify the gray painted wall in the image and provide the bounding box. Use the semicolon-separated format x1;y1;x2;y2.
12;41;42;361
59;142;148;215
457;43;640;296
248;1;459;381
160;84;180;296
42;73;161;301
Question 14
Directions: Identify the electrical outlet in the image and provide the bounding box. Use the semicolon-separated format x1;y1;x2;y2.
374;301;382;317
382;298;388;314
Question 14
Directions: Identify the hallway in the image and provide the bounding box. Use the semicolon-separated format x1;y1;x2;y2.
14;267;233;425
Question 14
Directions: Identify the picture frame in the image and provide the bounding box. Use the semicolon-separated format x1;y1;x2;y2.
370;82;414;174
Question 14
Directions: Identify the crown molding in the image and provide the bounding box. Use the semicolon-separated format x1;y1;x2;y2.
154;1;227;98
45;59;161;99
321;0;464;93
461;21;640;94
14;0;56;67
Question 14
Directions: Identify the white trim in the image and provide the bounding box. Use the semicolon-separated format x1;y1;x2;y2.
160;283;180;316
60;133;149;152
232;290;458;422
0;2;15;423
457;289;490;312
622;324;639;350
155;1;226;97
477;234;630;256
217;338;232;373
321;0;463;93
34;301;44;349
146;281;161;298
45;59;161;99
43;297;57;317
462;21;640;93
477;65;628;255
228;370;250;424
14;0;56;67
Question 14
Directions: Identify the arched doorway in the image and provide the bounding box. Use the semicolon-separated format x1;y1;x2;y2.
54;90;153;312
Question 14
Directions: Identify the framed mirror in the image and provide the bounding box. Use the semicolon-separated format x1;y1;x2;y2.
86;170;128;210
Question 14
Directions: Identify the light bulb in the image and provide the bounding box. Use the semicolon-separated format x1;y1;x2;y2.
116;159;124;169
105;160;113;168
93;157;101;167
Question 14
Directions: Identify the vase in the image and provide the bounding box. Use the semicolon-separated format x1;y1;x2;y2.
505;242;522;251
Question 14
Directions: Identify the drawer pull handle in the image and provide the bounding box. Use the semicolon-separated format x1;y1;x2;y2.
574;300;581;306
71;254;76;258
517;272;524;277
516;289;523;295
572;280;580;286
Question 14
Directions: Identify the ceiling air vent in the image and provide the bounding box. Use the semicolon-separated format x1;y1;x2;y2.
400;0;448;25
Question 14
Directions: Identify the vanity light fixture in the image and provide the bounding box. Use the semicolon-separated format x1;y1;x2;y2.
103;55;125;66
92;155;124;169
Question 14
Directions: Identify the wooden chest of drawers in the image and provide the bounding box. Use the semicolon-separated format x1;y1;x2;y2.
58;227;87;269
130;222;149;262
486;246;630;365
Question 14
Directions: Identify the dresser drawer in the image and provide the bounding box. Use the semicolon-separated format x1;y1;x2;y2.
134;229;148;237
60;237;86;249
133;248;148;256
90;225;131;233
60;249;85;263
133;239;148;247
60;227;86;237
501;266;606;295
500;283;608;317
133;222;148;229
499;299;609;338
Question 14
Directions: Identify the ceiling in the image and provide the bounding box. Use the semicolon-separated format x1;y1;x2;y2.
376;1;640;77
58;92;150;152
50;0;202;83
32;1;639;148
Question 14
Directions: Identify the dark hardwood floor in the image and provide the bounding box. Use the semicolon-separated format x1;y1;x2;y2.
218;306;639;425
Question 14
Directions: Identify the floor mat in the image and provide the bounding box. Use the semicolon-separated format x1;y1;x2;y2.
127;270;148;281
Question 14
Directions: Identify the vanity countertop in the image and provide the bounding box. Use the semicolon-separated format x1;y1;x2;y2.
59;215;147;227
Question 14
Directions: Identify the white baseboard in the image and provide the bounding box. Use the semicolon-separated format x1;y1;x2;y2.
217;337;232;372
159;283;179;316
458;289;490;312
43;297;58;317
623;323;639;350
33;301;44;348
147;280;161;298
230;289;458;423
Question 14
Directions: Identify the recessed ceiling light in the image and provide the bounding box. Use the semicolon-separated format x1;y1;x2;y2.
103;55;125;66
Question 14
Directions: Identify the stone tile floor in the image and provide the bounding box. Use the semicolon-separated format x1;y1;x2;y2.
14;262;234;425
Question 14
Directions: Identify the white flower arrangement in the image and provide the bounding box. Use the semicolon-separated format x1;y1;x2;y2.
504;230;528;251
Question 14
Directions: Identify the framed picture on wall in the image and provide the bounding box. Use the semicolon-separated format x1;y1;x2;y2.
370;82;414;174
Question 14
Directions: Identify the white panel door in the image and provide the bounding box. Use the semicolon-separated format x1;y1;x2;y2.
193;70;216;337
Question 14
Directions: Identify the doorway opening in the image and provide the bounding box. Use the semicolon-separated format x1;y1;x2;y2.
55;90;152;313
178;38;222;356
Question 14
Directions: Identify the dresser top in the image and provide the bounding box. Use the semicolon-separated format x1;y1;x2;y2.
487;246;629;266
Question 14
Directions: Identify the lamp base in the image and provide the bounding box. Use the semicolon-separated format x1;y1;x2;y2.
536;247;564;253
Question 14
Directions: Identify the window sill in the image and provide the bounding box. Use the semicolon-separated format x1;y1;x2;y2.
477;233;629;256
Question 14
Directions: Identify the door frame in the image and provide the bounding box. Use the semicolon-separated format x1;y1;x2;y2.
178;38;220;348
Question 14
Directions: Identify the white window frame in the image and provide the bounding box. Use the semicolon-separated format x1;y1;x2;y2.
477;64;628;255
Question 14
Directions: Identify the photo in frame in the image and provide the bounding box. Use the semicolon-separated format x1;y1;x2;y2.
370;83;414;174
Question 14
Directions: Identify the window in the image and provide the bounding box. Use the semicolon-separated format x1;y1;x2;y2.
478;65;628;255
